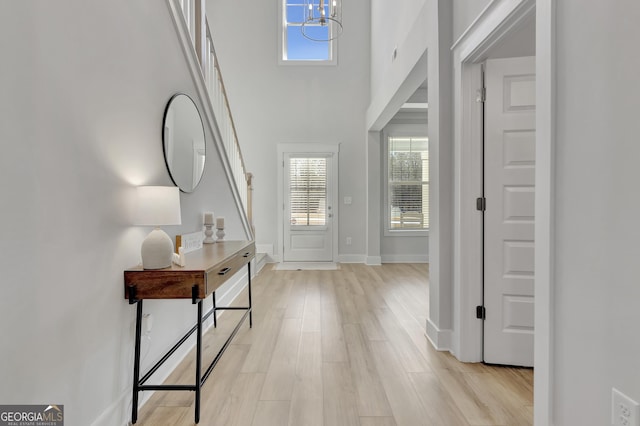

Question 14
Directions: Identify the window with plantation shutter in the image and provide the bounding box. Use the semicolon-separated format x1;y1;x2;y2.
387;136;429;231
289;157;327;226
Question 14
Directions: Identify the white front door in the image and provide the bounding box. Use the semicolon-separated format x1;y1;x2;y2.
483;56;535;366
283;153;335;262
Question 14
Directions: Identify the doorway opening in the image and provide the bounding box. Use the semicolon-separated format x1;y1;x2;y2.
452;0;555;422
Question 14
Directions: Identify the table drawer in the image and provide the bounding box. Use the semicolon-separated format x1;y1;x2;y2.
205;242;255;293
124;271;205;300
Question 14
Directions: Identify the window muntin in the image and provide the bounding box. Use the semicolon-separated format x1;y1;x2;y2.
387;137;429;231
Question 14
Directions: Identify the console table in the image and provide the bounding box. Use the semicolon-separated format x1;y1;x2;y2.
124;240;255;424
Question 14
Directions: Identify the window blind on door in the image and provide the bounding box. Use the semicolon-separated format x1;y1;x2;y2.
289;157;327;226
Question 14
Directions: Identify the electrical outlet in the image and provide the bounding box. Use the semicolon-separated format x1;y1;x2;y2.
612;388;640;426
142;313;153;334
346;237;352;245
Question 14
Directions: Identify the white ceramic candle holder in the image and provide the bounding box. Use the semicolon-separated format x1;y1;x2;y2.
203;224;215;244
216;228;225;241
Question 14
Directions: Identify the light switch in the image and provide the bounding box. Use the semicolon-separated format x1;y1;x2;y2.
344;196;352;205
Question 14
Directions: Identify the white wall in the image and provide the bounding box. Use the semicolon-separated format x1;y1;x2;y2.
0;2;245;425
368;0;429;130
366;131;382;265
206;0;371;262
370;0;427;105
553;1;640;424
381;237;428;263
368;0;453;343
367;2;429;266
452;0;492;42
426;0;454;345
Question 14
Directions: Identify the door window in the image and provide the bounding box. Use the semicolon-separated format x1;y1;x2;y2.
289;157;327;227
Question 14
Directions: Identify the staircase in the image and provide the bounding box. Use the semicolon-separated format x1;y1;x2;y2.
166;0;254;239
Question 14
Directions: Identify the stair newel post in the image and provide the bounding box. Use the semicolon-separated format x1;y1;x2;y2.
247;172;254;237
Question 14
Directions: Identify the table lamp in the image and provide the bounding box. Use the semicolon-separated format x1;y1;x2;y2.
135;186;182;269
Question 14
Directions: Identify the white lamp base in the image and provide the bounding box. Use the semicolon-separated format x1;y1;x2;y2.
141;228;174;269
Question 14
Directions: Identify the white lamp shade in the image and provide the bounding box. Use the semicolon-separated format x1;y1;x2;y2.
135;186;182;226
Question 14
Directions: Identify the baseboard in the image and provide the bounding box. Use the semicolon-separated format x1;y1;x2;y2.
365;256;382;265
337;254;366;263
425;318;452;352
255;243;273;256
91;389;131;426
254;254;268;275
381;254;428;263
93;269;250;426
267;254;367;264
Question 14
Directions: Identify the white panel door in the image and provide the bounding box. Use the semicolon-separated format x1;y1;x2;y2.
484;56;535;366
284;154;334;262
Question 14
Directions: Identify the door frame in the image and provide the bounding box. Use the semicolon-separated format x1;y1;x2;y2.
451;0;555;424
277;143;340;263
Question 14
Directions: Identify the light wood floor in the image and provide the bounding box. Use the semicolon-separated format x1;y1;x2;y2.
136;263;533;426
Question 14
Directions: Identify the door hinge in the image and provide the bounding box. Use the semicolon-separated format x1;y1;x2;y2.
476;87;486;103
476;197;486;211
476;305;486;320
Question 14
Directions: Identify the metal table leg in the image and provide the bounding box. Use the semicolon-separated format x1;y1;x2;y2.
248;262;253;328
131;300;143;424
195;299;202;423
212;291;217;328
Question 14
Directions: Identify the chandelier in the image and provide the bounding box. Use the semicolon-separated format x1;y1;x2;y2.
301;0;343;42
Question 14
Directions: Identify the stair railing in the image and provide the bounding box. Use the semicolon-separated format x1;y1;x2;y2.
170;0;254;238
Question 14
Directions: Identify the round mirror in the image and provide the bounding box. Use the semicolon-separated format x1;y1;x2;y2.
162;93;206;193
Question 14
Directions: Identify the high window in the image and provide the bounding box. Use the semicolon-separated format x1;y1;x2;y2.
280;0;336;64
386;136;429;232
